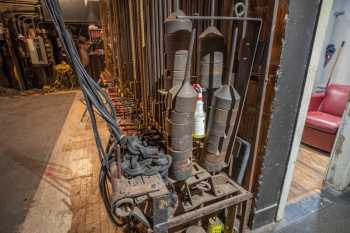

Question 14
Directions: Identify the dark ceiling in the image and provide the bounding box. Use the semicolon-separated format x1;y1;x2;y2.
0;0;100;23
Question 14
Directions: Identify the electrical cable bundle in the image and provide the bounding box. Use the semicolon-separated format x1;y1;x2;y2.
42;0;172;226
42;0;121;159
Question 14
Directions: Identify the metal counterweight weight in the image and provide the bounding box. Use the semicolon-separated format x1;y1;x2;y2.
199;0;224;90
167;29;197;181
165;1;192;88
201;28;241;173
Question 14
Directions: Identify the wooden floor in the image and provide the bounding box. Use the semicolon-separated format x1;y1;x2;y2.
288;144;330;203
18;92;119;233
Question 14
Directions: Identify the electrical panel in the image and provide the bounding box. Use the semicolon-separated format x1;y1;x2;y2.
26;36;49;65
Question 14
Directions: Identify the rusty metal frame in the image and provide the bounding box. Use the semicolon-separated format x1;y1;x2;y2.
154;179;253;233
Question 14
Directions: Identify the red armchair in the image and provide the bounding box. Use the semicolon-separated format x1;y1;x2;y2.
302;84;350;152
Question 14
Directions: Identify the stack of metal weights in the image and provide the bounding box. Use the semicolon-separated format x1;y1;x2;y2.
199;0;224;90
201;29;241;173
199;0;225;136
167;29;197;181
164;7;192;88
202;87;240;172
199;29;224;90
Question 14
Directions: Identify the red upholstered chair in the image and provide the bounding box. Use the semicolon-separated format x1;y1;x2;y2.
302;84;350;152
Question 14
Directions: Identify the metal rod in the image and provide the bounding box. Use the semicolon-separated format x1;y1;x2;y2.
167;0;171;16
128;1;137;100
225;27;238;85
177;15;261;22
210;0;215;26
175;0;179;11
242;0;249;38
184;28;196;82
226;21;263;168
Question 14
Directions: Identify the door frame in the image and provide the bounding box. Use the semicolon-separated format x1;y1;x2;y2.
276;0;335;221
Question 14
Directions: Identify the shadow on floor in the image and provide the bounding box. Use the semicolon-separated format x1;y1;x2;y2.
0;93;75;233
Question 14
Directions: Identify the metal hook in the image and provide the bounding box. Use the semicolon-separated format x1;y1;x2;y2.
234;2;246;17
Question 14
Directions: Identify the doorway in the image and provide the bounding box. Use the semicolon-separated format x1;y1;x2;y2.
277;0;350;221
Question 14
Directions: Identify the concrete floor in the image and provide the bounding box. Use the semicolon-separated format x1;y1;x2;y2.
1;92;350;233
0;92;75;233
9;92;117;233
254;188;350;233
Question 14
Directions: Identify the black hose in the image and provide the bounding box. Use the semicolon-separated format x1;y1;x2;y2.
42;0;123;224
43;0;172;226
99;165;119;224
42;0;122;148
